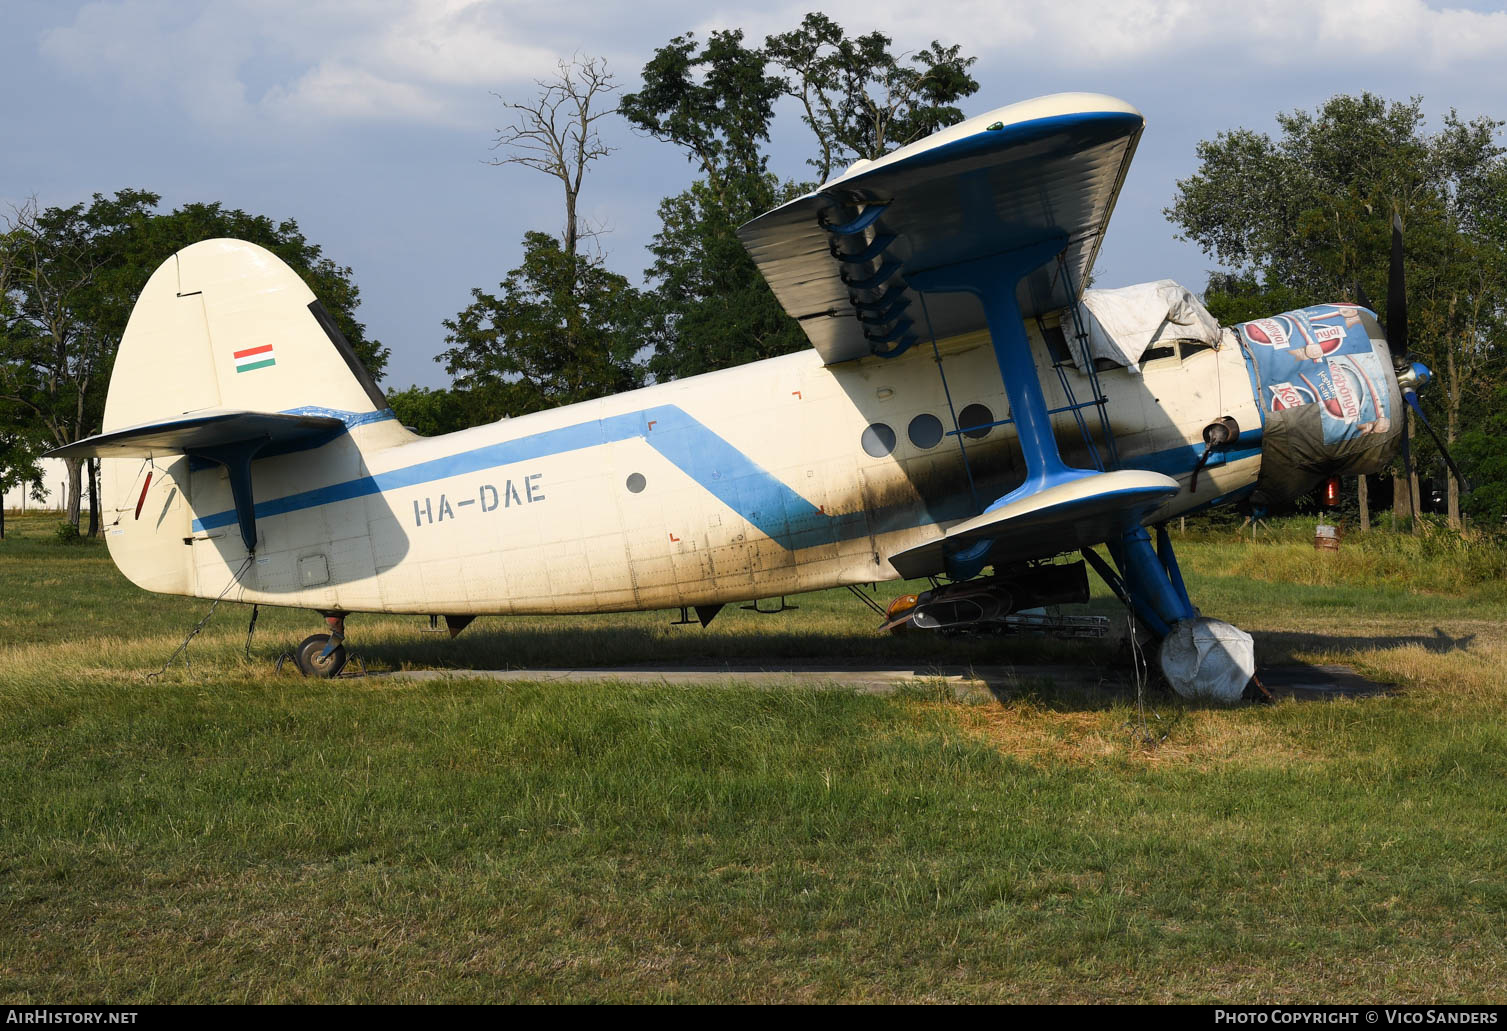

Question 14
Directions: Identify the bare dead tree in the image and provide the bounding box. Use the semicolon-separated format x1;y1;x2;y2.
490;55;618;263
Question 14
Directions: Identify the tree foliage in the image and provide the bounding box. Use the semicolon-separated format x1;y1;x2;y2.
1455;385;1507;526
0;398;46;539
640;178;808;382
765;12;979;184
619;30;784;213
385;384;475;438
0;191;157;525
620;29;807;382
620;18;980;383
440;231;644;420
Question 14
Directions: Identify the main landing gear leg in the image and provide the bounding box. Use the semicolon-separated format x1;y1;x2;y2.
295;613;348;678
1098;525;1255;701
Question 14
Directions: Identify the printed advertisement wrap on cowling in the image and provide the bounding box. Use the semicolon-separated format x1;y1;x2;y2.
1237;304;1393;445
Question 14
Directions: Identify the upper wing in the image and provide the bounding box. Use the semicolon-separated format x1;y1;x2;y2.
738;93;1143;364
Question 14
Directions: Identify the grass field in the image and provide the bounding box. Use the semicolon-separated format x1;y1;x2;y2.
2;511;1505;1003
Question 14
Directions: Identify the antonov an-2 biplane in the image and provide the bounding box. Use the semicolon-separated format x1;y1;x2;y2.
54;93;1440;698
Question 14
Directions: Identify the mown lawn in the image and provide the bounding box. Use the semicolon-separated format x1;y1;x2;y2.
1;512;1504;1002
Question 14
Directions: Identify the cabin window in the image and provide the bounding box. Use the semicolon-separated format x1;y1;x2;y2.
861;423;896;457
1139;339;1216;369
1138;344;1178;367
958;403;994;439
908;413;944;449
625;473;646;494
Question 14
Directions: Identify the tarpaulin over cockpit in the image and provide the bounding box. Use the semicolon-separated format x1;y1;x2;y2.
1074;279;1222;375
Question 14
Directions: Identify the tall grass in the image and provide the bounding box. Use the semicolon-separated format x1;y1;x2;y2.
1178;516;1507;597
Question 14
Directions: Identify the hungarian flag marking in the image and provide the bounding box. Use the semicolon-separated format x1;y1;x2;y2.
233;343;275;373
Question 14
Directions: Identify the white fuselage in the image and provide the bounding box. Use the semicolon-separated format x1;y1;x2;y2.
103;320;1263;615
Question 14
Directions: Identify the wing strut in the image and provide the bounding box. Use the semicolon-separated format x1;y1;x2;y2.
910;233;1084;501
908;231;1116;578
187;439;270;553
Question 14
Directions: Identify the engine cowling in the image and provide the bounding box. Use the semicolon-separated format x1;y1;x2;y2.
1234;304;1404;508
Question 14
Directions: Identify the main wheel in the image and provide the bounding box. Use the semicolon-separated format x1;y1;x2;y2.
295;633;347;678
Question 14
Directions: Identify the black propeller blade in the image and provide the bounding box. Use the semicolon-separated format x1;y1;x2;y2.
1400;407;1416;522
1403;392;1472;493
1387;212;1408;362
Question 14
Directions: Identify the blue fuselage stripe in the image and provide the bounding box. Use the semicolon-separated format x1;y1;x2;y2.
190;405;1264;548
191;405;866;548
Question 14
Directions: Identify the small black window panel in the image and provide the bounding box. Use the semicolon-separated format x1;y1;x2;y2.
1139;344;1178;366
308;300;388;410
1042;324;1073;366
958;403;994;439
908;413;944;449
626;473;646;494
861;423;896;458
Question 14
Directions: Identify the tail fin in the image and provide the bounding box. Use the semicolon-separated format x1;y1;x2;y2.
103;238;386;433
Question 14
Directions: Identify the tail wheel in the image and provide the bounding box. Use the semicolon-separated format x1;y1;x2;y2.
295;633;347;678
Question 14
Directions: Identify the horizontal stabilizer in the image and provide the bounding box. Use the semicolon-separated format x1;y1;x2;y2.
887;470;1179;580
47;410;345;461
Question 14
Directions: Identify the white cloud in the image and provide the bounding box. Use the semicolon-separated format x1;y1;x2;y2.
35;0;1507;136
39;0;576;132
367;0;561;86
260;61;452;124
694;0;1507;70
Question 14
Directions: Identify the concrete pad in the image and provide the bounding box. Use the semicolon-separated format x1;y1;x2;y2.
373;661;1391;701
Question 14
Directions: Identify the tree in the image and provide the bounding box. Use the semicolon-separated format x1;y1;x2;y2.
0;192;153;528
490;55;618;264
619;30;784;214
385;384;475;437
440;231;644;419
620;30;807;380
1167;94;1507;528
639;177;808;382
451;57;649;421
765;12;979;184
621;21;980;382
0;400;46;539
1456;385;1507;527
0;191;388;527
1410;120;1507;525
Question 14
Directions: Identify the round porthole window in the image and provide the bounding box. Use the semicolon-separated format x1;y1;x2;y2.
861;423;896;458
958;403;994;439
626;473;646;493
908;413;944;449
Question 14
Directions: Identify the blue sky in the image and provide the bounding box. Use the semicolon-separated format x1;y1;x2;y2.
5;0;1507;390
